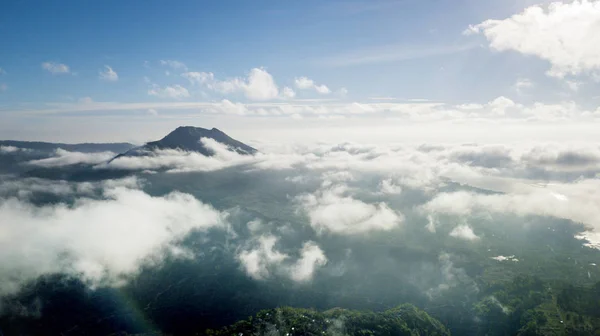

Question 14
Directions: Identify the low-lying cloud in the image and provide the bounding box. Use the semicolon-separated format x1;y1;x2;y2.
295;184;404;235
27;149;116;167
0;179;226;296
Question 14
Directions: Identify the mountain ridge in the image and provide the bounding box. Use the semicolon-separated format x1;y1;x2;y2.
0;140;135;153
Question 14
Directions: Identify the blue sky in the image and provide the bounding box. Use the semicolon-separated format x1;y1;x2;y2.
1;0;599;143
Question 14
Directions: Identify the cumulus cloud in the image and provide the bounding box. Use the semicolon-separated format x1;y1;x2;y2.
0;181;226;296
295;77;332;94
99;65;118;81
237;233;326;282
282;86;296;99
148;84;190;99
243;68;280;100
27;149;115;167
181;68;279;101
296;184;403;235
379;178;403;195
41;62;70;74
449;225;480;241
289;242;327;282
520;144;600;171
238;235;288;280
467;0;600;78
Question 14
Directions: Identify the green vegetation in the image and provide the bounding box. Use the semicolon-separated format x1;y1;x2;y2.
475;275;600;335
205;304;450;336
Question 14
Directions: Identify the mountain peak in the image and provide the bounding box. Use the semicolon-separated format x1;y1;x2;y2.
116;126;257;159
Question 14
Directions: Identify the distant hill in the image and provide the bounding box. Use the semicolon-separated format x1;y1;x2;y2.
0;140;135;153
207;304;450;336
115;126;257;159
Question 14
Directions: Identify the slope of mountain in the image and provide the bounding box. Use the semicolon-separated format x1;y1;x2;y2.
0;140;135;153
117;126;257;158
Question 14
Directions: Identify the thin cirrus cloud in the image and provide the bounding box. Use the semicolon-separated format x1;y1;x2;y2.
466;0;600;78
41;61;70;74
99;65;118;81
159;59;188;71
9;95;600;123
318;43;475;67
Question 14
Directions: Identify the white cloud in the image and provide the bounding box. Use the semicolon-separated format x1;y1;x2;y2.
282;86;296;99
41;62;70;74
99;65;118;81
159;60;188;70
449;224;480;241
19;94;600;123
237;235;327;283
0;182;226;296
295;77;315;90
103;138;255;172
566;80;582;91
238;235;288;280
422;177;600;247
295;77;331;94
182;71;214;85
147;108;158;116
296;184;403;235
26;149;115;167
319;44;474;67
467;1;600;78
514;78;534;94
148;84;190;99
379;178;403;195
181;68;279;101
491;255;519;262
0;146;19;153
243;68;280;100
427;253;478;298
289;242;327;282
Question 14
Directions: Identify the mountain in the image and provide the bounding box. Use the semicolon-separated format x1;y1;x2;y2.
116;126;257;158
0;140;135;153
